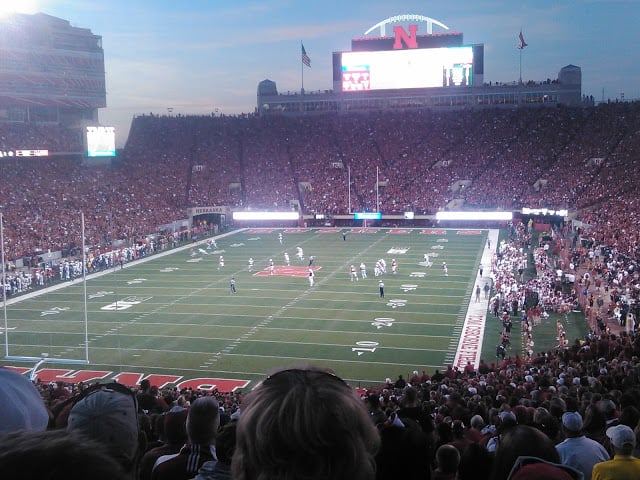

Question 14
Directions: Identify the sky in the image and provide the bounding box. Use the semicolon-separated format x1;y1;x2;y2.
3;0;639;147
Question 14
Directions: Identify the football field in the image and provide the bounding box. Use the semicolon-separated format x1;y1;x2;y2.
1;227;496;389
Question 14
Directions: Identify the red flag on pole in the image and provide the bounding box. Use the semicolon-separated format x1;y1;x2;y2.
518;30;528;49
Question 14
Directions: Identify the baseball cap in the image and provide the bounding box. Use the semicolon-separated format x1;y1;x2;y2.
0;368;49;432
606;424;636;449
67;383;139;464
561;412;583;432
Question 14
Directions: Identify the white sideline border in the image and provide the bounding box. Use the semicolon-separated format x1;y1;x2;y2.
453;229;499;370
1;229;245;308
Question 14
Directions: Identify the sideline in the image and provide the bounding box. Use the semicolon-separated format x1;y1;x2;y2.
453;229;499;369
1;229;245;308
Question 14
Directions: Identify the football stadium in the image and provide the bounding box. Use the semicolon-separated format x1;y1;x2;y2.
1;10;639;480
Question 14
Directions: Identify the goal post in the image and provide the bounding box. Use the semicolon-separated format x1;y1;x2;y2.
2;212;90;366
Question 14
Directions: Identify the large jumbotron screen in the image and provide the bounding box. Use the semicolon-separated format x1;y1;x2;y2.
339;46;473;91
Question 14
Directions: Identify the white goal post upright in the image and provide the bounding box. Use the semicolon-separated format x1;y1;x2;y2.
81;212;90;362
2;212;8;358
3;211;90;367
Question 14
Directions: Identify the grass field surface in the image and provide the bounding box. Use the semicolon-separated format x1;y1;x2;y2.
1;227;579;389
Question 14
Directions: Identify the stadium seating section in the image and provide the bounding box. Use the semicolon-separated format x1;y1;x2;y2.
1;103;639;263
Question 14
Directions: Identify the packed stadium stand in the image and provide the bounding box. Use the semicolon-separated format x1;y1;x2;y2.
2;102;640;264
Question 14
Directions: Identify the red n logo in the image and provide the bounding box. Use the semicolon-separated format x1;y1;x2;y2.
393;25;418;49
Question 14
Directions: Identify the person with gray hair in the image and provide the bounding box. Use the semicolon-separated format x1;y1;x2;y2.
231;366;380;480
592;424;640;480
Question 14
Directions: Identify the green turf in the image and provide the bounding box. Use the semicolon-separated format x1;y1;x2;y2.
0;227;587;387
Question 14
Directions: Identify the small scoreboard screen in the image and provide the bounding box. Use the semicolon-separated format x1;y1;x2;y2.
86;126;116;157
354;212;382;220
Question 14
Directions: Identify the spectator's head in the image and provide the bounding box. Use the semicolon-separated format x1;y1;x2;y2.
436;419;454;444
0;368;49;433
491;425;561;480
0;429;125;479
232;366;379;480
548;397;566;419
215;420;237;466
186;396;220;445
596;399;617;421
506;456;583;480
470;414;486;431
435;444;460;476
66;383;141;477
533;407;559;441
582;403;606;434
513;405;531;426
452;419;465;438
163;407;188;445
497;410;518;434
606;424;636;455
400;386;419;407
618;405;640;429
561;411;583;437
458;442;492;480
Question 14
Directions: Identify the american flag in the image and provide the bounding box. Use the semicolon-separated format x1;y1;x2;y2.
518;30;528;49
301;43;311;67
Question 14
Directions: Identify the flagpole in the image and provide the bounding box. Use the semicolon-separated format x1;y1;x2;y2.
518;30;527;86
519;48;523;85
376;166;379;212
348;166;351;214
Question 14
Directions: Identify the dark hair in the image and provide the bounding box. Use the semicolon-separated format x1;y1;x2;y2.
216;420;237;465
0;429;125;479
458;442;492;480
491;425;560;480
435;444;460;475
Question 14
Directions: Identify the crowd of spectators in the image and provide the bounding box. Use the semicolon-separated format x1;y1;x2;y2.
2;102;640;264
